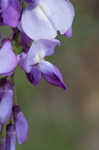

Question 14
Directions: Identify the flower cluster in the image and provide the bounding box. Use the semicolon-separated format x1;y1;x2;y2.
0;0;75;149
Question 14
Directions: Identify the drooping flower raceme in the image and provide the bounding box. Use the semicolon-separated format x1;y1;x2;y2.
0;0;75;149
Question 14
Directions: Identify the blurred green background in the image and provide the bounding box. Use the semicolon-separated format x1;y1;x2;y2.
1;0;99;150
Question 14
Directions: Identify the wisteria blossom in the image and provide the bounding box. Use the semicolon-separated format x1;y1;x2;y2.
0;0;75;149
18;39;66;89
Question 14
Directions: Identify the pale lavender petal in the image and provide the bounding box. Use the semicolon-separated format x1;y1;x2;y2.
6;124;16;150
39;60;67;89
13;106;28;144
42;39;60;56
1;0;9;10
17;52;32;73
0;78;13;123
21;0;74;40
1;0;21;27
21;6;57;40
64;27;72;38
0;91;13;124
0;89;13;124
0;40;17;75
24;39;60;69
26;66;41;86
28;39;60;57
40;0;75;34
28;39;59;57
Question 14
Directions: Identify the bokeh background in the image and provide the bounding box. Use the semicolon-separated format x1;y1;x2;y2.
1;0;99;150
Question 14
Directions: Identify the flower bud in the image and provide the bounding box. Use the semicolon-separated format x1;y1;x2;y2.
13;106;28;144
6;124;16;150
0;78;13;124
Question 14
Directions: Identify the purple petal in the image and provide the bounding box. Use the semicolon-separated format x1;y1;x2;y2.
0;79;13;124
28;39;60;57
13;106;28;144
0;40;17;75
0;91;13;124
23;39;60;69
6;124;16;150
26;66;41;86
64;27;72;38
1;0;21;27
39;60;67;90
20;5;57;40
17;52;32;73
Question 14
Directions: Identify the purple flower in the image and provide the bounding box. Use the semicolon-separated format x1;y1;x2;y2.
13;105;28;144
18;39;67;89
6;124;16;150
20;0;75;40
0;40;17;76
0;78;13;125
1;0;21;27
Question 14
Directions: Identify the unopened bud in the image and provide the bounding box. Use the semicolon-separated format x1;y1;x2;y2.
13;106;28;144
